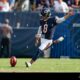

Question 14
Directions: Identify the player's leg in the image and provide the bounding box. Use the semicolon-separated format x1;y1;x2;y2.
25;37;64;67
43;36;64;58
25;38;53;67
39;36;64;50
53;36;64;44
25;36;64;66
25;48;43;67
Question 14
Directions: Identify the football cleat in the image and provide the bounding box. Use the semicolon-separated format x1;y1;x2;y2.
25;62;31;67
57;36;64;42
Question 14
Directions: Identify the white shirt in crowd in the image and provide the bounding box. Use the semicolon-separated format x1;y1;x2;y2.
21;0;30;11
0;1;10;12
54;1;69;13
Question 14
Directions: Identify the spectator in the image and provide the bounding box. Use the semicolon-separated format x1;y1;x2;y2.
49;0;54;7
30;0;36;11
21;0;30;11
0;19;13;57
29;0;54;11
8;0;15;11
71;0;80;8
63;0;80;7
63;0;80;11
15;0;30;11
36;0;50;11
53;0;69;13
0;0;10;12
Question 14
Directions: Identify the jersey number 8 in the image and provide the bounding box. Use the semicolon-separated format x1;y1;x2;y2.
43;24;48;33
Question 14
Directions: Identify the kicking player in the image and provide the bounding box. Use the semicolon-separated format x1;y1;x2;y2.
25;8;74;67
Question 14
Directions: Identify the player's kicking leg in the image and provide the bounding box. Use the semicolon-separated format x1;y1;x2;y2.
53;36;64;44
25;36;64;67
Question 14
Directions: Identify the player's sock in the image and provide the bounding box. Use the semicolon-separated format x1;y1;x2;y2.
25;62;31;67
57;36;64;42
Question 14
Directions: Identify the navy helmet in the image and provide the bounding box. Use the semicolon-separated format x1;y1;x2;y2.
40;8;51;17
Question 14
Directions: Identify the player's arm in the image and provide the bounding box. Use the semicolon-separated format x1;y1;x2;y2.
35;26;42;46
35;26;42;39
56;11;74;24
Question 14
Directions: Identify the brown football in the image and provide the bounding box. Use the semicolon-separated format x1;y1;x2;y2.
10;56;17;67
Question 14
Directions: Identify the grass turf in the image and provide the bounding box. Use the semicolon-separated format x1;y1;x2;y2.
0;58;80;72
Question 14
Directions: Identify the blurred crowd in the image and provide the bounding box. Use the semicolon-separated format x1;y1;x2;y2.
0;0;80;12
30;0;80;13
0;0;30;12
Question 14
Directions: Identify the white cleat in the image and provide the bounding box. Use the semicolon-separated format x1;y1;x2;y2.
25;62;31;67
57;36;64;42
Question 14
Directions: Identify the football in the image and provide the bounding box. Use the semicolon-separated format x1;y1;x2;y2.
10;56;17;67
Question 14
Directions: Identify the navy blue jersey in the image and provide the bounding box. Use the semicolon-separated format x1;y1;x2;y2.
40;17;57;39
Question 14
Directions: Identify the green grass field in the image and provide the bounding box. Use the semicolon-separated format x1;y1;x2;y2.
0;58;80;72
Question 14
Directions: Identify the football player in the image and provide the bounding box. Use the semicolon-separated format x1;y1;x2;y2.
25;7;74;67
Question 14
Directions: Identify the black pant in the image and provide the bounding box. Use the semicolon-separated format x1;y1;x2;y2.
0;37;11;58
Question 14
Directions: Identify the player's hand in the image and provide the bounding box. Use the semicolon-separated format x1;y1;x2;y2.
35;34;41;46
35;34;41;39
